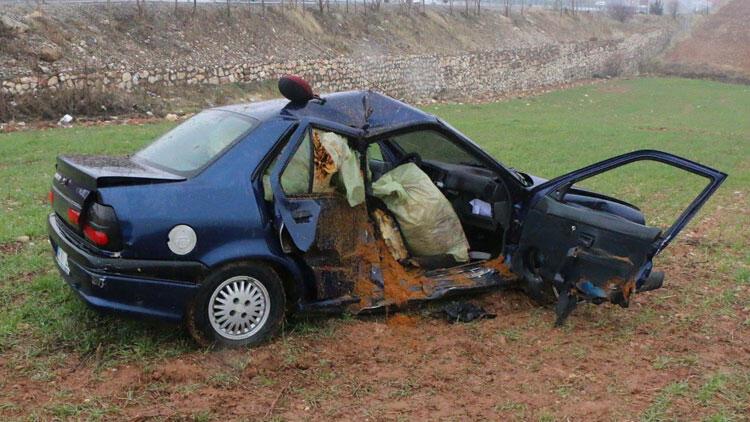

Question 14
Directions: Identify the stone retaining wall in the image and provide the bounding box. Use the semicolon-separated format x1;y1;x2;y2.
0;30;672;102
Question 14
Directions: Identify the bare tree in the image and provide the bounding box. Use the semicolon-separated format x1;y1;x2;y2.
503;0;511;17
399;0;412;14
667;0;679;19
317;0;324;13
608;4;635;22
650;0;664;15
557;0;563;16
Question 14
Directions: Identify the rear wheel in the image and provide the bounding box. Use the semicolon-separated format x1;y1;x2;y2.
187;263;285;348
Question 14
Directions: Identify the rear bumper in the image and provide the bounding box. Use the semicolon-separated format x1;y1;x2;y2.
47;213;207;321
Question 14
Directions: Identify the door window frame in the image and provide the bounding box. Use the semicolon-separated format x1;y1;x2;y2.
529;150;727;255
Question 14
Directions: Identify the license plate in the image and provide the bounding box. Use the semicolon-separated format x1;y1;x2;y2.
56;247;70;275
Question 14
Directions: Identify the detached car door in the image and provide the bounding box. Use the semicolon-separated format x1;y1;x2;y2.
514;150;726;323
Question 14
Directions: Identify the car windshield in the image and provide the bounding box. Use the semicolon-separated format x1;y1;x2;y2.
135;110;257;175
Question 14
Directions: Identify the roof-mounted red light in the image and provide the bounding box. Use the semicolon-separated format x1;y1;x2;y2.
83;224;109;246
67;208;80;225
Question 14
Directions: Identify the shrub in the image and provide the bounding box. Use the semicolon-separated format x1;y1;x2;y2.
0;19;15;39
600;53;625;78
0;87;165;123
667;0;679;18
650;0;664;15
609;4;636;22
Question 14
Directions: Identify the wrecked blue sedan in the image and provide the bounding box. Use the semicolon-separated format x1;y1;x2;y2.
47;76;726;347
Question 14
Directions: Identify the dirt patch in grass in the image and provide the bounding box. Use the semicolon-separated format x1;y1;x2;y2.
385;313;418;328
0;240;25;256
595;83;633;94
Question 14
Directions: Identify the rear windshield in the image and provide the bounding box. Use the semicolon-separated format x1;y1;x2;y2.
135;110;257;176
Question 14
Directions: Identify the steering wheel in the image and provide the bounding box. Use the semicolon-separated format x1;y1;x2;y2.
397;152;423;167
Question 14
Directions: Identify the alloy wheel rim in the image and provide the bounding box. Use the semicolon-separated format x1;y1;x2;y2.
208;275;270;340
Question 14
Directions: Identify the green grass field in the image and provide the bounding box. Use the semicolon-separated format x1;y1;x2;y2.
1;77;748;420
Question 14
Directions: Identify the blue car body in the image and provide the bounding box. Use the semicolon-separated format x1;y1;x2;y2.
47;90;727;327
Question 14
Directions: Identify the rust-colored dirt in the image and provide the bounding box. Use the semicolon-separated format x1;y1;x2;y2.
385;313;418;328
481;255;516;280
352;238;432;307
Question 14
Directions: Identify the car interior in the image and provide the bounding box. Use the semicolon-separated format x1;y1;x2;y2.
368;129;512;263
266;126;515;278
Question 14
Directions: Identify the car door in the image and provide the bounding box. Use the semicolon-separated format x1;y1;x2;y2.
269;120;375;302
513;150;726;323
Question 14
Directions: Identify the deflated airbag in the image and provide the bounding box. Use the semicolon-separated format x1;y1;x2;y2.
372;163;470;262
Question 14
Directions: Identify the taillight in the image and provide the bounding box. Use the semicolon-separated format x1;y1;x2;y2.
81;201;121;251
83;224;109;246
48;190;54;205
67;208;81;225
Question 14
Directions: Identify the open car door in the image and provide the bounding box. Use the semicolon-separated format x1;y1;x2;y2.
513;150;727;325
269;120;380;307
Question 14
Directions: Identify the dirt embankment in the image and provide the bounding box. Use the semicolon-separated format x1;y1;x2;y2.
660;0;750;82
0;4;674;123
0;4;666;80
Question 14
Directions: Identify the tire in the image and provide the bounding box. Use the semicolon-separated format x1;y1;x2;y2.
186;262;285;348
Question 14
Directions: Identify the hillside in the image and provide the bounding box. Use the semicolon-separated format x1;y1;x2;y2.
662;0;750;80
0;4;668;81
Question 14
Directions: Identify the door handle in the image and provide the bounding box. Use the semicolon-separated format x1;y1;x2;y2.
292;209;312;223
578;233;595;248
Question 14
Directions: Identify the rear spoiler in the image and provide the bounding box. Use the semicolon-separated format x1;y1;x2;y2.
57;155;185;190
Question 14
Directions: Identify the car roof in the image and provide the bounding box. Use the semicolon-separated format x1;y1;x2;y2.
215;90;438;134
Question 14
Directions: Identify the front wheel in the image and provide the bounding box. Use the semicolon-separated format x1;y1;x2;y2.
186;263;285;348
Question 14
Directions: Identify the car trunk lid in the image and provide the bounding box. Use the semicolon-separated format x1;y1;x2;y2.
51;155;184;251
56;155;185;190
